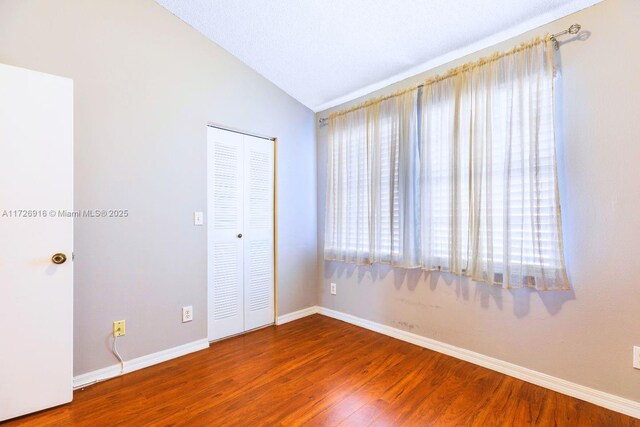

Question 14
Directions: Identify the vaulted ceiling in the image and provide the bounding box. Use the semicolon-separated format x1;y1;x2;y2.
155;0;600;112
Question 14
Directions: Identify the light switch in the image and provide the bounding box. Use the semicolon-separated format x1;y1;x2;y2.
194;211;204;226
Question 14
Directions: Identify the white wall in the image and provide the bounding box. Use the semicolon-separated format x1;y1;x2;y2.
0;0;317;375
317;0;640;402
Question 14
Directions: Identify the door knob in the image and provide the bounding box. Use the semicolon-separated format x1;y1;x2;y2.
237;233;243;238
52;253;67;265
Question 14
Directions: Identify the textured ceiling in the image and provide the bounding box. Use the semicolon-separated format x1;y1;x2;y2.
155;0;599;111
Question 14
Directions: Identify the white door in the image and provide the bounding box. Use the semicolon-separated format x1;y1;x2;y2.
207;127;274;341
243;135;274;331
207;127;245;341
0;64;73;421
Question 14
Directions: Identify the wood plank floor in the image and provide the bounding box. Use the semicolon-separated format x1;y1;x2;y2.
5;314;638;426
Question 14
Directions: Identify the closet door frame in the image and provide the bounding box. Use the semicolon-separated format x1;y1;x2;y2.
206;123;278;341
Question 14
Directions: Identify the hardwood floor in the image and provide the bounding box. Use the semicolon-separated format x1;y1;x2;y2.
5;314;638;426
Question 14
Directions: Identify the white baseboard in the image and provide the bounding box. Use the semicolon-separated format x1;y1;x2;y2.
276;306;320;325
73;338;209;389
316;306;640;419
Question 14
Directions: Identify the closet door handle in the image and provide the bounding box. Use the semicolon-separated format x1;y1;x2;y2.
237;233;243;239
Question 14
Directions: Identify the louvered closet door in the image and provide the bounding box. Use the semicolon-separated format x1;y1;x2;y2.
207;127;245;341
243;135;275;330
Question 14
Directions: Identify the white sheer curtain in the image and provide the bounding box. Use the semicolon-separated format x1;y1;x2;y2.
325;36;570;290
325;90;420;267
325;107;370;264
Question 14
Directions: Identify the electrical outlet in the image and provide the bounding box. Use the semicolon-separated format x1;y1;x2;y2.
330;282;337;295
182;306;193;323
634;346;640;369
113;320;126;337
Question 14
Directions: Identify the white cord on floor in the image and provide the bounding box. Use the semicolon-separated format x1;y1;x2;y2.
112;334;125;374
77;335;126;390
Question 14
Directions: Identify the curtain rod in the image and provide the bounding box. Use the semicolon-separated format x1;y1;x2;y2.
318;23;581;127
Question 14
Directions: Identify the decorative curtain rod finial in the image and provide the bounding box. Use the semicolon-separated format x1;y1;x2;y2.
550;23;581;50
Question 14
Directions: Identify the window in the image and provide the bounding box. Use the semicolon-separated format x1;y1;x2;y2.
325;36;569;290
325;91;420;267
